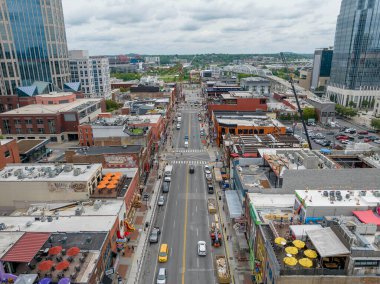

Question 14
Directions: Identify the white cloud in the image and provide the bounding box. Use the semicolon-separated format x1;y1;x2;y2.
62;0;341;55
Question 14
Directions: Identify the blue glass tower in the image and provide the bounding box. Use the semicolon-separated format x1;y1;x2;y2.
0;0;70;94
330;0;380;89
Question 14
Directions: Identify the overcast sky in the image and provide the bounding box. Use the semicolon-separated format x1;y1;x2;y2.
62;0;341;55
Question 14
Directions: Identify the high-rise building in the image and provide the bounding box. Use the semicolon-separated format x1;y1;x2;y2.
327;0;380;108
69;50;111;99
92;57;111;99
311;48;333;91
0;0;70;96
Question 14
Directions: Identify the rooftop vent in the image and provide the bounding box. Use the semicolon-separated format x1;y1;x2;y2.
73;168;82;176
26;221;33;227
0;223;6;230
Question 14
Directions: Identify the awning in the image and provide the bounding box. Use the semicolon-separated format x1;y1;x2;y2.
353;210;380;225
230;153;239;158
1;232;50;263
214;168;223;182
306;227;349;258
225;190;242;219
242;153;257;158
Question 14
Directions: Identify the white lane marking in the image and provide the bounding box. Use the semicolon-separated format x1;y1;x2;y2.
173;219;176;229
197;257;200;268
196;227;199;237
196;205;198;213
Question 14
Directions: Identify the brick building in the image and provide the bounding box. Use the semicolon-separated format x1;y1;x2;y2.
211;111;286;145
208;91;268;115
0;98;105;142
0;139;20;169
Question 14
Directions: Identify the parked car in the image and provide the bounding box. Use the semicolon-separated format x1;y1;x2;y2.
373;140;380;144
197;241;207;256
321;140;331;147
158;196;165;206
204;165;210;172
357;135;365;139
336;135;349;140
205;171;212;181
366;135;378;141
341;140;350;144
344;128;356;134
162;181;170;193
358;130;368;135
149;227;161;243
315;133;326;139
364;138;371;143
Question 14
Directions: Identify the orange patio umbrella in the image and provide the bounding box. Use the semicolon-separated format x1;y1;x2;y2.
106;184;116;190
66;247;80;257
48;246;62;255
38;260;54;271
55;260;70;271
97;184;107;190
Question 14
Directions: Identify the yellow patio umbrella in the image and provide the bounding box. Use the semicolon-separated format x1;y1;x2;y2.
285;246;298;255
304;249;317;259
292;240;305;249
283;256;298;266
275;237;286;245
299;258;313;268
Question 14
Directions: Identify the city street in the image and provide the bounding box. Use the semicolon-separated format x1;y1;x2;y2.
139;89;220;284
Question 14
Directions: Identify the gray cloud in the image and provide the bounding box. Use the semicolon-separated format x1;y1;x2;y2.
62;0;341;55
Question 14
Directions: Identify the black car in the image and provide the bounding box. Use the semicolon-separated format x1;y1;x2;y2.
189;165;195;174
358;135;365;139
321;140;331;147
162;181;170;193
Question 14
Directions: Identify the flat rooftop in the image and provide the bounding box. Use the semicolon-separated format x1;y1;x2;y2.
248;193;295;208
295;189;380;208
0;163;102;182
11;199;124;217
259;148;337;177
0;216;116;232
74;145;142;155
88;114;161;127
221;91;265;99
241;77;270;83
1;99;101;115
216;117;285;128
37;92;74;98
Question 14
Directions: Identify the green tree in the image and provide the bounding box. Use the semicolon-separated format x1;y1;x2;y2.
348;101;357;108
302;107;317;120
371;118;380;130
361;99;369;109
105;99;120;112
119;87;128;92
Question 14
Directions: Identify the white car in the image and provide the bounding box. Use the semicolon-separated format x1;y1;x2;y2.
204;165;210;172
373;140;380;144
158;196;165;206
197;241;206;256
156;268;167;284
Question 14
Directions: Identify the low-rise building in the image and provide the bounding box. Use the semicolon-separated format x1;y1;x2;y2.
0;139;20;169
0;163;102;209
240;77;271;96
306;96;335;124
17;139;50;163
298;68;312;90
208;91;268;115
0;98;105;142
211;111;286;145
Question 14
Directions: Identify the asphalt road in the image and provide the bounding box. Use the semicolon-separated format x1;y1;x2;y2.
140;92;219;284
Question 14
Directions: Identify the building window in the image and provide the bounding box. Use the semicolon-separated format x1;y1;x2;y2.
16;128;21;134
14;119;20;125
37;119;44;124
27;128;33;134
2;119;10;134
25;119;32;125
38;128;44;134
4;150;10;158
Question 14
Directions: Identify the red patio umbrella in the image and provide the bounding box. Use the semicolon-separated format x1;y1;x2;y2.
48;245;62;255
66;247;80;257
55;260;70;271
38;260;54;271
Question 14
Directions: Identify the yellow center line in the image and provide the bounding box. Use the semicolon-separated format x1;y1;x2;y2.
181;112;192;284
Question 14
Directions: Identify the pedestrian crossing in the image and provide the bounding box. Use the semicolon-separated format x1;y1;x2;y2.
172;149;207;153
169;160;208;165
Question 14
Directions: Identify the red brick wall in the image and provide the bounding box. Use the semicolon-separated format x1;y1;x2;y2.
35;93;76;104
0;96;20;112
79;124;94;146
0;139;20;169
124;170;139;212
0;114;60;135
208;98;268;115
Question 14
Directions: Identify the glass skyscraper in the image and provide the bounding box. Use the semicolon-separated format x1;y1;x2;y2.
330;0;380;90
0;0;70;95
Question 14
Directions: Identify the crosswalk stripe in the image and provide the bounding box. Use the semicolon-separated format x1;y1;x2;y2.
170;160;208;165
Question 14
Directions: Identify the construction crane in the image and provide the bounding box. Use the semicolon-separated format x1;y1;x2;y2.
280;52;312;150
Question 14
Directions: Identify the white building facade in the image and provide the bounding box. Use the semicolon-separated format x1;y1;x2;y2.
69;50;111;99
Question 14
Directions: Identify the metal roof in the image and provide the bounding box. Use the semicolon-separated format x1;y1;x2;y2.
306;227;349;258
1;232;50;263
225;190;242;219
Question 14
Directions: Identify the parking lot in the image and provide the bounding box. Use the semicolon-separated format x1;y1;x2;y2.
284;118;380;150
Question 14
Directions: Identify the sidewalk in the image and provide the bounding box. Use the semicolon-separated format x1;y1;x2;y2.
215;181;252;284
116;166;162;284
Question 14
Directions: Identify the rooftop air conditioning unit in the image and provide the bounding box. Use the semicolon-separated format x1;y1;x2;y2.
0;223;6;230
73;168;81;176
26;221;33;227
